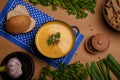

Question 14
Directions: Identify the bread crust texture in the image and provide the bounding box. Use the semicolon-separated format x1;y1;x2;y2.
5;15;31;34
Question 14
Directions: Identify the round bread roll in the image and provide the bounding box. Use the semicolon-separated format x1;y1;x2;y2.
5;15;31;34
6;5;36;34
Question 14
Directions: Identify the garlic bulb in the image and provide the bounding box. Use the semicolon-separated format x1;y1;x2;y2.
6;57;22;78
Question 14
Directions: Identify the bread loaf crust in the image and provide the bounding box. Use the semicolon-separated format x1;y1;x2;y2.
5;15;31;34
6;5;36;34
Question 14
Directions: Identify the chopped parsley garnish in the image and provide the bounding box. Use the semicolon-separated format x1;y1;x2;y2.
47;32;61;45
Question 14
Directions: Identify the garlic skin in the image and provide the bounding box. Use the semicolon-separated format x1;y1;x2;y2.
6;57;22;79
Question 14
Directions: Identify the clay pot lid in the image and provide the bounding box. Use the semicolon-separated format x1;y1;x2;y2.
85;36;98;54
92;34;110;51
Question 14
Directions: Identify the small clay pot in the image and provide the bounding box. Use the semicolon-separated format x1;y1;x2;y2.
85;34;110;54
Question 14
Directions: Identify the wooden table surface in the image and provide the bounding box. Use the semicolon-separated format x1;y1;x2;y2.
0;0;120;79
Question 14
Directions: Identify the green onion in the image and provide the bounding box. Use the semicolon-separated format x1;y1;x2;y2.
97;59;111;80
106;66;111;80
104;54;120;79
107;54;120;71
86;63;95;80
91;62;103;80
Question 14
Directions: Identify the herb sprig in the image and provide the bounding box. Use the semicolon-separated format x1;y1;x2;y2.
39;62;88;80
47;32;60;45
29;0;97;19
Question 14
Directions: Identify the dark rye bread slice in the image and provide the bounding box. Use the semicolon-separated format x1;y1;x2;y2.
6;5;36;33
5;15;31;34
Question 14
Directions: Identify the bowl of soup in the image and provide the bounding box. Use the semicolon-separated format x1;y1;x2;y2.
35;20;79;58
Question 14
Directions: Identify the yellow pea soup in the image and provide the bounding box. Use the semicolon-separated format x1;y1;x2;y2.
35;21;75;58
